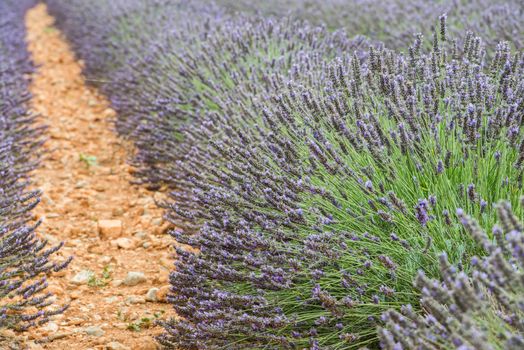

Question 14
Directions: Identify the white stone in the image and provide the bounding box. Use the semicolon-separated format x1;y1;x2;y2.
123;271;146;286
133;231;147;239
145;288;159;302
104;296;119;304
42;322;58;333
84;325;104;337
70;270;93;285
125;296;145;304
111;279;123;287
113;237;134;249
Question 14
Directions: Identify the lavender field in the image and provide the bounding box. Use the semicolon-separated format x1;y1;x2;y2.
2;0;524;349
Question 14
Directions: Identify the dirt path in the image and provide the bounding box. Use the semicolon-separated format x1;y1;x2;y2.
25;4;174;349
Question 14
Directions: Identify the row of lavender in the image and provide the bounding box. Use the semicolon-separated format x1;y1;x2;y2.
0;0;69;336
216;0;524;53
45;0;524;349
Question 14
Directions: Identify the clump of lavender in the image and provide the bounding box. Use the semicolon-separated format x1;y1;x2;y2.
1;0;70;333
161;23;524;349
123;18;366;231
380;199;524;350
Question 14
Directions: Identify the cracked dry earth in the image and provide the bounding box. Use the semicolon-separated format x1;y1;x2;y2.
22;4;176;349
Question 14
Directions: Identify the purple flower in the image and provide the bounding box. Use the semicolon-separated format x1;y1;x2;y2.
415;199;430;226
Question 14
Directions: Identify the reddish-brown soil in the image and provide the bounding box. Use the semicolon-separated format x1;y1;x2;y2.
23;4;176;349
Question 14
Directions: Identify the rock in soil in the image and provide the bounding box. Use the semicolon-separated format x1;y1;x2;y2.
98;219;123;239
112;237;135;249
84;326;104;337
70;270;93;285
123;271;147;286
145;287;159;302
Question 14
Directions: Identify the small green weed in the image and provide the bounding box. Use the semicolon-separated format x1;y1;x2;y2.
79;153;97;167
87;265;112;287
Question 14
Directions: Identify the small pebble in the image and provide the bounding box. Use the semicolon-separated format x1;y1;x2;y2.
134;231;147;239
125;296;146;304
84;325;104;337
123;271;146;286
112;208;125;216
104;296;118;304
111;279;123;287
75;180;87;188
160;257;171;268
112;237;134;249
42;322;58;333
98;220;122;238
145;288;158;302
151;218;163;226
70;270;93;285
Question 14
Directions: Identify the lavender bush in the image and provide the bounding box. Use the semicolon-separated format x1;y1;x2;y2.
119;19;368;232
380;200;524;350
160;24;524;348
0;0;70;333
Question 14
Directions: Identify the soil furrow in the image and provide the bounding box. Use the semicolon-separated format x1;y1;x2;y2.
25;4;174;349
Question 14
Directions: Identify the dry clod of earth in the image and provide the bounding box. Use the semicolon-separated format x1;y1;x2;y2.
98;219;124;238
25;3;175;349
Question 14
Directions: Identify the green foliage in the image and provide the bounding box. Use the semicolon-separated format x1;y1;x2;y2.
87;266;111;288
79;153;97;167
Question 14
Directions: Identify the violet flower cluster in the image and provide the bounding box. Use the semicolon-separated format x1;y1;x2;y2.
43;1;524;349
380;200;524;350
0;0;70;333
